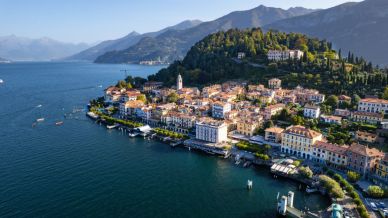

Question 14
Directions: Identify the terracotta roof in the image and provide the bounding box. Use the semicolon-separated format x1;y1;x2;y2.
348;143;383;157
124;100;145;108
314;141;348;155
265;127;284;133
283;125;322;139
360;98;388;104
352;111;383;118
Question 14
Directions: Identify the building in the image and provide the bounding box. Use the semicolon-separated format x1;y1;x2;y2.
311;141;348;168
320;115;342;125
177;74;183;90
350;111;383;124
267;50;304;61
355;131;378;143
375;156;388;182
303;104;320;119
358;98;388;114
196;118;228;143
119;100;145;117
281;125;323;159
142;81;163;92
334;109;351;117
263;104;285;120
346;143;383;176
237;52;246;59
268;78;281;89
236;117;262;137
212;101;231;119
265;127;284;143
338;95;351;104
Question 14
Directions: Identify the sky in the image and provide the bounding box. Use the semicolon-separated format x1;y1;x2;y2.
0;0;363;44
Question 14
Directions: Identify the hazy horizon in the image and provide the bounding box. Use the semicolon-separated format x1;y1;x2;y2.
0;0;363;44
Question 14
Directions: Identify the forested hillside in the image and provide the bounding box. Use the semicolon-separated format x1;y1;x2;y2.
148;28;388;96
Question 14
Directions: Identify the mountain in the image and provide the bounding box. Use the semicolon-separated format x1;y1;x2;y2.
66;20;202;61
265;0;388;65
95;5;317;64
0;57;11;63
0;35;89;61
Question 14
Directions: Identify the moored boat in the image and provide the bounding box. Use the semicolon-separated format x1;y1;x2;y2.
36;118;45;122
55;121;64;126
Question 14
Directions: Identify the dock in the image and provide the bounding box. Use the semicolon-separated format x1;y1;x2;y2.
277;191;320;218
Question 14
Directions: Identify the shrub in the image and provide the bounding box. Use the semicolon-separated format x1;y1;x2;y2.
347;171;361;183
367;185;384;198
319;175;345;198
299;166;313;179
292;160;301;167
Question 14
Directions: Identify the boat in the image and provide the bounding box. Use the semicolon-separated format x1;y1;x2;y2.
55;121;64;126
36;118;45;122
0;79;3;84
129;132;139;137
106;124;119;129
36;104;42;108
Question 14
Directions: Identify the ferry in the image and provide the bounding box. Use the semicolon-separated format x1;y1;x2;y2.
36;118;45;122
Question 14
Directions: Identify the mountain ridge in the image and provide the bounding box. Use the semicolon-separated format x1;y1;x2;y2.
66;20;203;61
0;35;89;61
94;6;317;64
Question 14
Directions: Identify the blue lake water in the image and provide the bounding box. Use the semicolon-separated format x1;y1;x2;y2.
0;62;329;217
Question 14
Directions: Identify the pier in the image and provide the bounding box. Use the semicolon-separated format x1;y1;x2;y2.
277;191;320;218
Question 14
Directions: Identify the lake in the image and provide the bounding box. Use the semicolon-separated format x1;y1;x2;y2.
0;62;330;217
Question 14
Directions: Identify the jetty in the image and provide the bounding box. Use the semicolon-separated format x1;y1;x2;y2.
277;191;320;218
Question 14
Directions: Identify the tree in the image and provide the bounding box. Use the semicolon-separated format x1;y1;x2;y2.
136;94;147;103
116;80;127;89
383;86;388;100
347;171;361;183
367;185;384;198
167;92;179;103
299;166;313;179
325;95;339;108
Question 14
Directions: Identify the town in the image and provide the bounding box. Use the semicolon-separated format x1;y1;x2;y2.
88;50;388;218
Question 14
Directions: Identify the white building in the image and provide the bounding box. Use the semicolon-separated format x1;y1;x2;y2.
320;115;342;125
196;118;228;143
237;52;246;59
267;50;304;61
212;101;231;119
303;104;320;119
268;78;281;89
358;98;388;114
177;74;183;90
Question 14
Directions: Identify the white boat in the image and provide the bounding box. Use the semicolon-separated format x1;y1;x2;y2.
129;133;139;137
106;124;119;129
55;121;64;126
36;118;45;122
0;79;3;84
36;104;42;108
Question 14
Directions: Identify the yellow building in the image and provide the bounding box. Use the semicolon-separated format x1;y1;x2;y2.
265;127;284;143
281;125;323;160
375;156;388;184
355;130;378;143
236;118;262;137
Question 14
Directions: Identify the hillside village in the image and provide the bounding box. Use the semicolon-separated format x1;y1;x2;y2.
89;50;388;218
